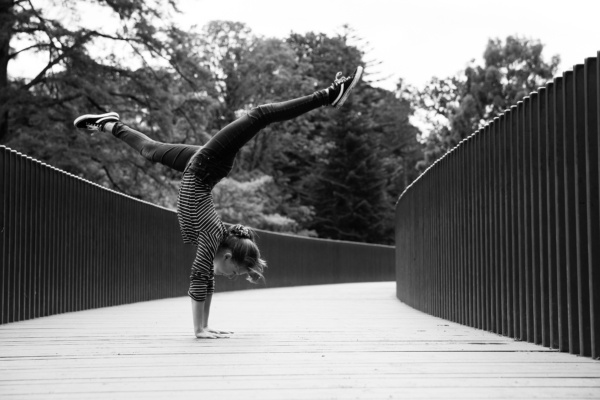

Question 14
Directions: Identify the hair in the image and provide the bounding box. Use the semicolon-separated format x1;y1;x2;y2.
219;224;267;283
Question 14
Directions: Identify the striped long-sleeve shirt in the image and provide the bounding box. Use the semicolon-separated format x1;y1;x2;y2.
177;170;227;302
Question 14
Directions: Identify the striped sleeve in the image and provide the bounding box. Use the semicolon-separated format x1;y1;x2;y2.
188;232;220;301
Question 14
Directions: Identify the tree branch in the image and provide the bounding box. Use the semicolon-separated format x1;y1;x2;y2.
8;42;49;60
18;50;67;90
108;91;149;106
17;8;95;92
101;164;125;192
173;106;212;143
87;29;200;91
84;95;110;112
89;155;125;192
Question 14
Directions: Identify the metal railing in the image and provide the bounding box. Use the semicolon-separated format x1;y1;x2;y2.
1;145;394;325
395;53;600;359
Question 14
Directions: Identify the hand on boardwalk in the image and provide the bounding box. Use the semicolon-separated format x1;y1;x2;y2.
195;327;232;339
205;327;233;335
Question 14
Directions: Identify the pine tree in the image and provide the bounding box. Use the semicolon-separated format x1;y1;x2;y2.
311;106;390;244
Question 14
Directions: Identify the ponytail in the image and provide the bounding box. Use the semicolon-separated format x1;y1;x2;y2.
221;224;267;283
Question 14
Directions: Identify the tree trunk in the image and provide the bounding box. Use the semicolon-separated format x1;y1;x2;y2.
0;0;14;143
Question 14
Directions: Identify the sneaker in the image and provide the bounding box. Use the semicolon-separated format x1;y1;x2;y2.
328;66;363;109
73;112;120;132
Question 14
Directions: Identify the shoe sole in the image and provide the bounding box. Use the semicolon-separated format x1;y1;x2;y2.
334;66;363;109
73;112;120;129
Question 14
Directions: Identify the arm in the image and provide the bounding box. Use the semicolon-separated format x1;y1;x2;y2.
203;293;212;328
185;185;231;338
191;295;232;338
195;293;216;332
191;298;220;339
189;233;226;339
203;294;233;335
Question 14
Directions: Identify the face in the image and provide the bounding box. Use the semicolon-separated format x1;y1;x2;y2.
213;252;248;279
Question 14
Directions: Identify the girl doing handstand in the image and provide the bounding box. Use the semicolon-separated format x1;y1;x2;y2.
74;67;363;338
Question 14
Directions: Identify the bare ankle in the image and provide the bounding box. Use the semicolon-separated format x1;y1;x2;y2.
103;121;116;134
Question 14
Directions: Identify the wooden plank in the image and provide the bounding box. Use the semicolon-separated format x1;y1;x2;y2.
1;282;599;400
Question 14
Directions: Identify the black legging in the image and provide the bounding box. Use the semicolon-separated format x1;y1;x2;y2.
111;89;329;179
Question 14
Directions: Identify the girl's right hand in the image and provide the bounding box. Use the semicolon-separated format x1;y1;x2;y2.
195;330;229;339
205;327;233;335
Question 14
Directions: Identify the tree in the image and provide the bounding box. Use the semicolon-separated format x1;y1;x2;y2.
1;0;216;207
283;30;421;244
194;21;321;231
4;8;423;244
410;35;560;169
360;84;422;204
310;106;391;243
212;174;315;235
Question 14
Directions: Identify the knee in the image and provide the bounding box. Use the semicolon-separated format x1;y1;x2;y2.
247;104;274;123
139;140;159;160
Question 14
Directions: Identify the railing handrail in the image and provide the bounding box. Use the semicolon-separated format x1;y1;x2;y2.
395;52;600;360
0;145;176;212
1;145;395;325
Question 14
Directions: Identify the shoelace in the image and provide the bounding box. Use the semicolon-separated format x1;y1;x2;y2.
334;71;348;84
85;123;102;131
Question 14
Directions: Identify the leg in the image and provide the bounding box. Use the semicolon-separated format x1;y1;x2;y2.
74;112;200;172
183;90;330;185
73;67;362;177
75;89;329;173
201;65;363;162
108;122;200;173
202;90;329;161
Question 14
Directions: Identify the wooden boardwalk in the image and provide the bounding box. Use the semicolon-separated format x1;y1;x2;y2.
1;282;599;399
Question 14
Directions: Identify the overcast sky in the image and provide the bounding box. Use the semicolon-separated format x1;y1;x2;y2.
178;0;600;90
8;0;600;93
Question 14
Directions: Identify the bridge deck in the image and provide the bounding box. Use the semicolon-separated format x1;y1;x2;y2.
1;282;599;399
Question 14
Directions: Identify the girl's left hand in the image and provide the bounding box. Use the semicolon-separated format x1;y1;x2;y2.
205;327;233;335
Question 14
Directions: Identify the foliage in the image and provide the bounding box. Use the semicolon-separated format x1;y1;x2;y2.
282;31;420;244
2;2;424;244
212;174;316;236
2;0;567;245
408;35;560;170
1;0;217;207
309;106;391;243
